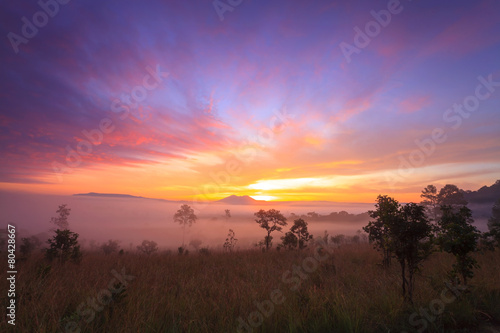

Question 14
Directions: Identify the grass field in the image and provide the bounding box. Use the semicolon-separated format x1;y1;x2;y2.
2;243;500;332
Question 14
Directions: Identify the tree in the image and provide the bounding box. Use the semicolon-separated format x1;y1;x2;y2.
289;218;312;249
438;184;468;208
421;184;468;221
50;204;71;229
330;234;345;245
437;205;481;285
223;229;237;252
363;195;400;267
46;229;82;263
20;236;41;257
389;203;433;304
487;199;500;247
100;239;120;255
420;185;439;221
173;204;197;247
46;204;81;263
137;240;158;255
225;209;231;222
254;209;287;250
280;232;298;250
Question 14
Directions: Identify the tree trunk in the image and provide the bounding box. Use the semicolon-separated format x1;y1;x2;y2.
400;259;407;300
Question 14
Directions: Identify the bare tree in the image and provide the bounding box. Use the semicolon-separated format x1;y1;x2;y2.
50;204;71;229
223;229;237;252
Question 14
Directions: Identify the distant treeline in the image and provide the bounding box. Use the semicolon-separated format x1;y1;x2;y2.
289;211;369;223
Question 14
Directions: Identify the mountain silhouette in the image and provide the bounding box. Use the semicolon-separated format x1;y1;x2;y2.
463;180;500;204
217;195;265;205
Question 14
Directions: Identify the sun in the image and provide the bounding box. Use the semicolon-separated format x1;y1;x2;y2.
250;195;278;201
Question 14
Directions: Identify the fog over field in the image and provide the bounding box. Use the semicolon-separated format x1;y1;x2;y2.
0;191;378;250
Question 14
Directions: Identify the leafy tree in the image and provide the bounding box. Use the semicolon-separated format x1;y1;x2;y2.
46;229;82;263
437;205;480;285
254;209;287;250
487;199;500;247
137;240;158;255
351;235;360;244
438;184;468;208
330;234;345;245
280;232;298;250
288;218;312;249
50;204;71;229
46;204;81;263
363;195;400;267
420;184;468;221
225;209;231;222
389;203;433;303
100;239;120;255
223;229;237;252
173;204;197;247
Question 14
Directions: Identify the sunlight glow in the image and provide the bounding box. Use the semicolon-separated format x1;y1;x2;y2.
250;195;278;201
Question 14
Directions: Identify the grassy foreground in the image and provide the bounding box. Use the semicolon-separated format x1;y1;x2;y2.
2;244;500;332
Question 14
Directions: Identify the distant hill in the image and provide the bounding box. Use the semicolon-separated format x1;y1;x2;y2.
74;192;146;199
73;192;181;202
463;180;500;204
217;195;266;205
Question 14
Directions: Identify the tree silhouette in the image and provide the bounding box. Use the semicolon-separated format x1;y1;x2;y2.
223;229;237;252
20;236;41;257
225;209;231;222
50;204;71;229
421;184;468;221
437;205;480;285
287;218;312;249
389;203;433;303
46;229;82;263
137;240;158;255
438;184;468;208
101;239;120;255
255;209;287;251
420;185;439;221
173;204;197;247
487;198;500;247
46;204;81;263
363;195;399;267
280;232;298;250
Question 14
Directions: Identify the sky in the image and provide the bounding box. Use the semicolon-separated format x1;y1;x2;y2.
1;0;499;204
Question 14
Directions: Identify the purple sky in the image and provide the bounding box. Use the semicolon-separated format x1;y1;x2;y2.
1;0;499;202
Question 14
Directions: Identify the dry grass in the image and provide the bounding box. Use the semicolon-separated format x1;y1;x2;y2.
2;244;499;332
